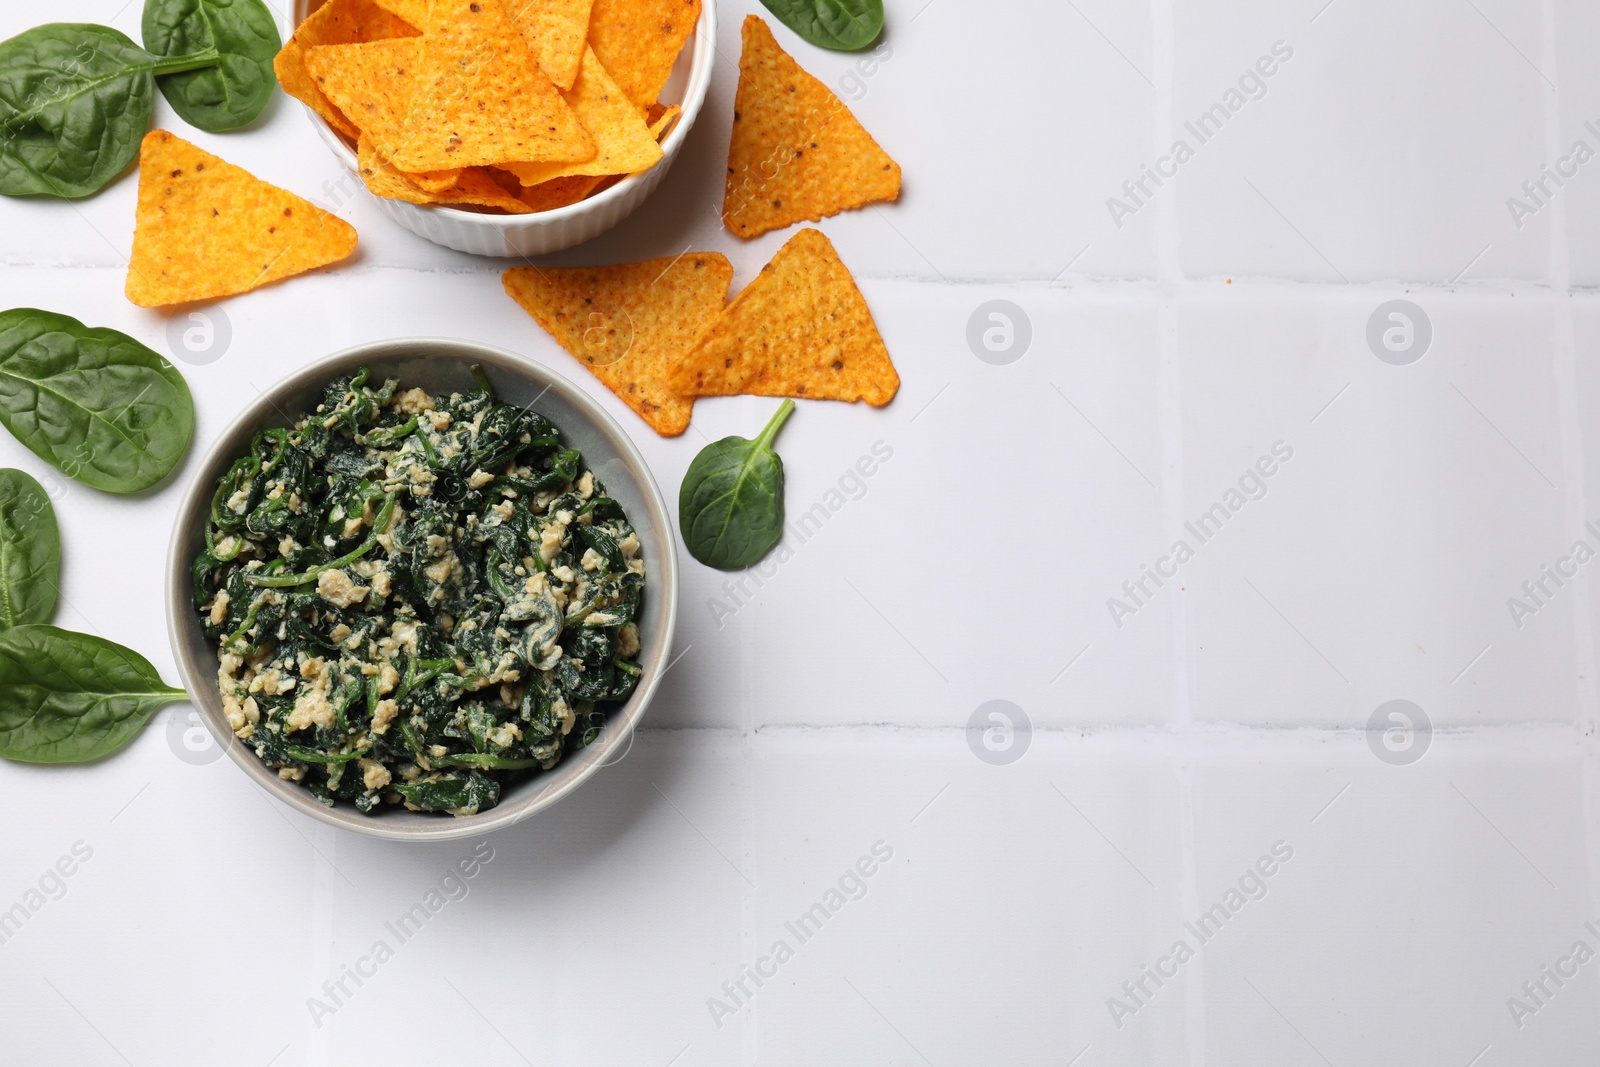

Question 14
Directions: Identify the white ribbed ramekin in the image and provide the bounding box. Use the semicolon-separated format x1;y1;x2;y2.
288;0;716;257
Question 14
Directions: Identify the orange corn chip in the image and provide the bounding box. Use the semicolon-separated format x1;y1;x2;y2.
503;253;733;436
480;167;524;194
426;173;537;211
126;131;358;308
357;137;531;212
647;103;681;142
722;16;901;239
676;228;896;405
275;0;419;139
446;182;534;213
304;37;422;149
500;46;661;185
587;0;700;109
303;40;463;191
516;174;602;211
389;0;594;172
400;168;462;193
371;0;432;27
504;0;595;90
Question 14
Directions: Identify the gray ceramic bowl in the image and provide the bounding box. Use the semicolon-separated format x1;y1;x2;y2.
165;338;678;841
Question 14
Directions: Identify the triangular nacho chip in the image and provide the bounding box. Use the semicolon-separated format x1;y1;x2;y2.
358;137;531;212
676;229;896;405
722;16;901;239
515;173;602;211
587;0;700;109
397;167;463;193
503;253;733;436
647;102;681;142
371;0;433;28
275;0;420;139
303;40;461;189
304;37;422;151
500;46;661;185
126;131;358;308
388;0;594;172
504;0;595;90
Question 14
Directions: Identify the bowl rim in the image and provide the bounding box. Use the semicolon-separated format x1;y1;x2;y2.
165;337;680;841
289;0;718;228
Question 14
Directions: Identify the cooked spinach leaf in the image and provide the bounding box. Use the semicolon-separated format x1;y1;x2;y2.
679;399;793;570
394;774;501;814
0;24;220;198
0;309;195;493
759;0;883;50
0;625;187;763
0;470;59;631
143;0;280;133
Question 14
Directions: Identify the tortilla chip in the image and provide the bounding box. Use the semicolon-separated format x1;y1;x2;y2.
504;0;595;90
500;46;662;185
371;0;432;27
304;37;422;149
676;229;896;405
399;168;463;193
302;39;464;193
431;177;534;212
722;16;901;239
276;0;420;139
126;131;358;308
516;174;602;211
388;0;594;172
503;253;732;436
647;103;681;142
587;0;700;109
358;137;531;212
480;167;524;195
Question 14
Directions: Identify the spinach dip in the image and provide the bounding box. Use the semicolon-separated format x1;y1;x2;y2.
192;368;645;816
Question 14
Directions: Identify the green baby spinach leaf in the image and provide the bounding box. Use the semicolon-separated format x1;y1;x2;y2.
0;309;196;494
0;23;221;198
679;399;793;570
0;470;60;631
143;0;281;133
0;624;187;763
759;0;884;50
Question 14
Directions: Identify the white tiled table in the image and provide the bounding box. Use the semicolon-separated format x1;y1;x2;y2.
3;1;1599;1063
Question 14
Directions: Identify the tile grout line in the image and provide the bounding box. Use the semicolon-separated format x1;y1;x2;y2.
308;818;335;1067
1151;0;1185;729
729;721;1581;742
1175;751;1208;1067
740;563;759;1067
1538;0;1600;936
1147;0;1207;1061
15;258;1600;292
1152;5;1182;288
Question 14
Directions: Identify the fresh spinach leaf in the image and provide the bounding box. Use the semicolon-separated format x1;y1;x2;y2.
0;23;220;198
0;309;196;493
678;399;793;570
0;624;187;763
0;470;59;631
143;0;280;133
759;0;884;50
